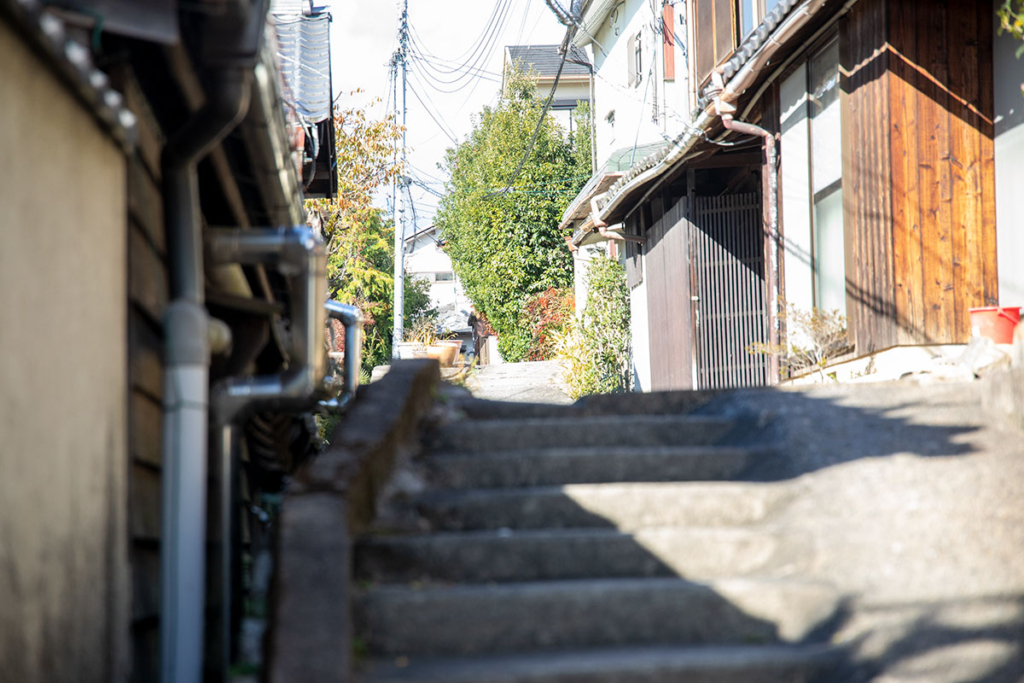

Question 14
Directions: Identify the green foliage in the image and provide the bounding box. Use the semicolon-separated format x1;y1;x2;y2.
554;255;632;398
404;276;437;331
436;64;592;362
998;0;1024;59
309;99;434;376
520;287;575;361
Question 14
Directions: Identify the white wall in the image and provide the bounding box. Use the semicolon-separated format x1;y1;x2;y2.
405;233;471;312
994;1;1024;306
590;0;691;169
0;20;130;682
629;276;652;391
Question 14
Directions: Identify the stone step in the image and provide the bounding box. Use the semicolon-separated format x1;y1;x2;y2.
415;482;791;532
356;643;841;683
354;577;840;658
427;415;735;454
355;526;805;584
426;445;756;489
450;389;722;420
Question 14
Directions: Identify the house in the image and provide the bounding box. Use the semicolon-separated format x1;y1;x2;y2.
404;224;473;349
503;43;593;132
557;0;693;389
0;0;343;681
563;0;1021;391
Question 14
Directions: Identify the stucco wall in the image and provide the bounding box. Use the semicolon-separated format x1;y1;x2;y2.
0;21;130;682
591;0;690;168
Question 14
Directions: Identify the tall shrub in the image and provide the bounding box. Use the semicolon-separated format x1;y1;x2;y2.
555;255;631;397
436;65;591;361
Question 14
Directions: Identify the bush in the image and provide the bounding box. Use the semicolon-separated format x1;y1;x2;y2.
747;303;851;379
520;287;575;361
554;255;631;398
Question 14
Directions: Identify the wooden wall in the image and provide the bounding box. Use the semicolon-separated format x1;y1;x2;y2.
645;196;696;390
840;0;897;352
839;0;996;349
109;65;168;683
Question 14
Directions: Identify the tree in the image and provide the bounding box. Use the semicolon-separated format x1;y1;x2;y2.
310;98;432;373
436;64;592;361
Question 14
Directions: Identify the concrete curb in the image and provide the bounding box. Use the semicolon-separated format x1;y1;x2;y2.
265;359;441;682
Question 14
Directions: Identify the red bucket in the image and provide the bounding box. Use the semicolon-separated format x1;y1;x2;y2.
969;306;1020;344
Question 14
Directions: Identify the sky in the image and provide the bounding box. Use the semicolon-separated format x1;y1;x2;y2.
327;0;569;232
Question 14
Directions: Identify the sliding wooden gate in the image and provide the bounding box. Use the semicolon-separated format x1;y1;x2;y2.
645;192;770;390
691;193;771;389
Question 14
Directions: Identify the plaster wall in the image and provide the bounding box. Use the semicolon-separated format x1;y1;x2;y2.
0;21;130;682
629;275;652;392
590;0;691;168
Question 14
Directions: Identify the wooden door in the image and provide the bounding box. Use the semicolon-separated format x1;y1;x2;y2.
646;198;695;390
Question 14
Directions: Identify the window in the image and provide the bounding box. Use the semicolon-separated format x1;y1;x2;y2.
808;39;844;314
627;30;643;87
694;0;737;85
779;36;845;317
738;0;783;39
435;272;454;282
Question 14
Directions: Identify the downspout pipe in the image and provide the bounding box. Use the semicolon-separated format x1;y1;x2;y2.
590;194;646;244
160;68;252;683
207;226;331;425
713;79;781;381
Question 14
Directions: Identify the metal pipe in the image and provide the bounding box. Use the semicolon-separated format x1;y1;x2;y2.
208;227;330;425
325;300;363;401
161;66;252;683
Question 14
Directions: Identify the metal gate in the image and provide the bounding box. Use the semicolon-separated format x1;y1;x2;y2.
691;193;771;389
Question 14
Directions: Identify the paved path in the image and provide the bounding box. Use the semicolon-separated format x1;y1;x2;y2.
465;360;573;404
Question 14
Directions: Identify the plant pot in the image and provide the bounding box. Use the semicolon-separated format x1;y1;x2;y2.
426;343;458;367
395;342;428;360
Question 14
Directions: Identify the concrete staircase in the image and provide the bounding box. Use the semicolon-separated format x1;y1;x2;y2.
352;400;842;682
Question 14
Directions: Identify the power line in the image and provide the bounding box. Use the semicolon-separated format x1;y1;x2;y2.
488;30;573;198
407;75;459;143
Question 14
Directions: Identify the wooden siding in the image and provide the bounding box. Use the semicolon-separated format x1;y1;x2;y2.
833;0;997;349
840;0;897;352
839;0;996;348
646;198;695;390
109;64;168;683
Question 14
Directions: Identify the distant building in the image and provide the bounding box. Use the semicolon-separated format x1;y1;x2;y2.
404;225;472;340
503;44;592;132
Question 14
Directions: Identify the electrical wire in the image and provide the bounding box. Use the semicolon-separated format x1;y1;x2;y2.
488;30;573;198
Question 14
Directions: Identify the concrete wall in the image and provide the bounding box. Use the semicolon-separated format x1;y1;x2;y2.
993;0;1024;306
0;21;130;682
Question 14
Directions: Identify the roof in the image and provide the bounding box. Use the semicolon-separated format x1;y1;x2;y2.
505;44;591;78
0;0;137;151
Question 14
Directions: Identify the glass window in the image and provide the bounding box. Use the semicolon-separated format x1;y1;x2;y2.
740;0;756;37
808;38;845;315
435;272;454;282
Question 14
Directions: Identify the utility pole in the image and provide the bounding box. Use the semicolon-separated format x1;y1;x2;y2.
392;0;409;356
